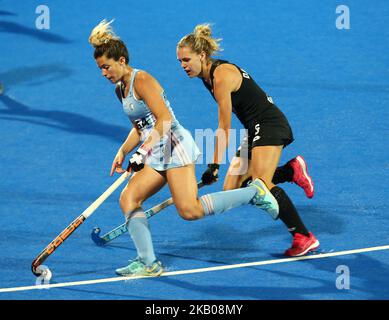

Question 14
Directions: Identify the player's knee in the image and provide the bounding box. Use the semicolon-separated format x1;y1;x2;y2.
175;203;202;221
119;189;141;214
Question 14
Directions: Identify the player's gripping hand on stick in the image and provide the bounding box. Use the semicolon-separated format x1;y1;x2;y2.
201;163;220;185
127;145;151;172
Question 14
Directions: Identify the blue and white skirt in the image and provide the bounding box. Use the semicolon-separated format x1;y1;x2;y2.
143;124;201;171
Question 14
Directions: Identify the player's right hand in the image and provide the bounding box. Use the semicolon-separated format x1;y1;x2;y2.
110;149;126;176
126;145;150;172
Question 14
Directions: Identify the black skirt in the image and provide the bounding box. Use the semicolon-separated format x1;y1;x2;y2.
235;104;294;159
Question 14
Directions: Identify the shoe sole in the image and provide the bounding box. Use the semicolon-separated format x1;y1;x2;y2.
286;240;320;257
116;266;164;277
296;156;314;199
116;270;163;277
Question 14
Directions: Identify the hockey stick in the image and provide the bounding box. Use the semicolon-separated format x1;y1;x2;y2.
91;180;204;246
31;171;131;276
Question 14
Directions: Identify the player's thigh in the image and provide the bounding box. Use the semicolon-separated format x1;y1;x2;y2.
165;164;202;215
251;145;283;187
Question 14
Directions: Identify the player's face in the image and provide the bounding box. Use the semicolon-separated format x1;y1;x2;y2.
176;46;203;78
95;55;125;84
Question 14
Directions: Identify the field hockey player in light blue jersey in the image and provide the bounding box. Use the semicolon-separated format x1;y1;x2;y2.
89;20;279;277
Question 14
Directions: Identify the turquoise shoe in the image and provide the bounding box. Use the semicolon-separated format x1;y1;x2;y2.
249;178;279;219
115;258;164;277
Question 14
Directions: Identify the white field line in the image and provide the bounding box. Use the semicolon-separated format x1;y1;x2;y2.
1;244;389;293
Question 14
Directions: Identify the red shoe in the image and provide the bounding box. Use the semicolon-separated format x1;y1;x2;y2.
284;232;320;257
288;156;314;199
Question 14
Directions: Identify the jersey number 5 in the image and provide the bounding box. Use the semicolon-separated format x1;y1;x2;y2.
253;123;261;142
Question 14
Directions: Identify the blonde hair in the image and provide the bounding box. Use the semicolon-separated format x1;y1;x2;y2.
177;23;222;57
88;19;129;63
89;19;119;47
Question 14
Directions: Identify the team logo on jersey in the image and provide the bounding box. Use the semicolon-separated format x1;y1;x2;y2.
240;68;250;79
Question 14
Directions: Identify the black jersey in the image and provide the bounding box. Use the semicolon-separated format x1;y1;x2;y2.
202;59;273;128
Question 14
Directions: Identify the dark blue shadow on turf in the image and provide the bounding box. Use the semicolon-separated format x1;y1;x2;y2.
0;21;72;43
0;95;128;143
0;63;128;142
0;64;74;87
308;254;389;299
0;10;17;16
151;253;389;299
48;283;152;300
263;253;389;299
149;276;333;300
154;205;344;266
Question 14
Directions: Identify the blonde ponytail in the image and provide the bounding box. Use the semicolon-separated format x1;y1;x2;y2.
194;24;213;39
89;19;119;47
178;23;222;57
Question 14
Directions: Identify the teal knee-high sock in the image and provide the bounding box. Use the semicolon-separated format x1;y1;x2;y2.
199;187;257;216
125;208;156;265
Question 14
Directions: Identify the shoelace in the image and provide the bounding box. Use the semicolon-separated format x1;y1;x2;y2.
128;259;145;271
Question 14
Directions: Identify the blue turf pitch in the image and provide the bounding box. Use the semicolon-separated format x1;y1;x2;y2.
0;0;388;300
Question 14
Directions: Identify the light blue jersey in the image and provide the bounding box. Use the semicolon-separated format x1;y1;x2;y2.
119;69;200;171
120;69;180;139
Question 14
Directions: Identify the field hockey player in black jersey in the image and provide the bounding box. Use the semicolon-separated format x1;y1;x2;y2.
177;24;319;256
